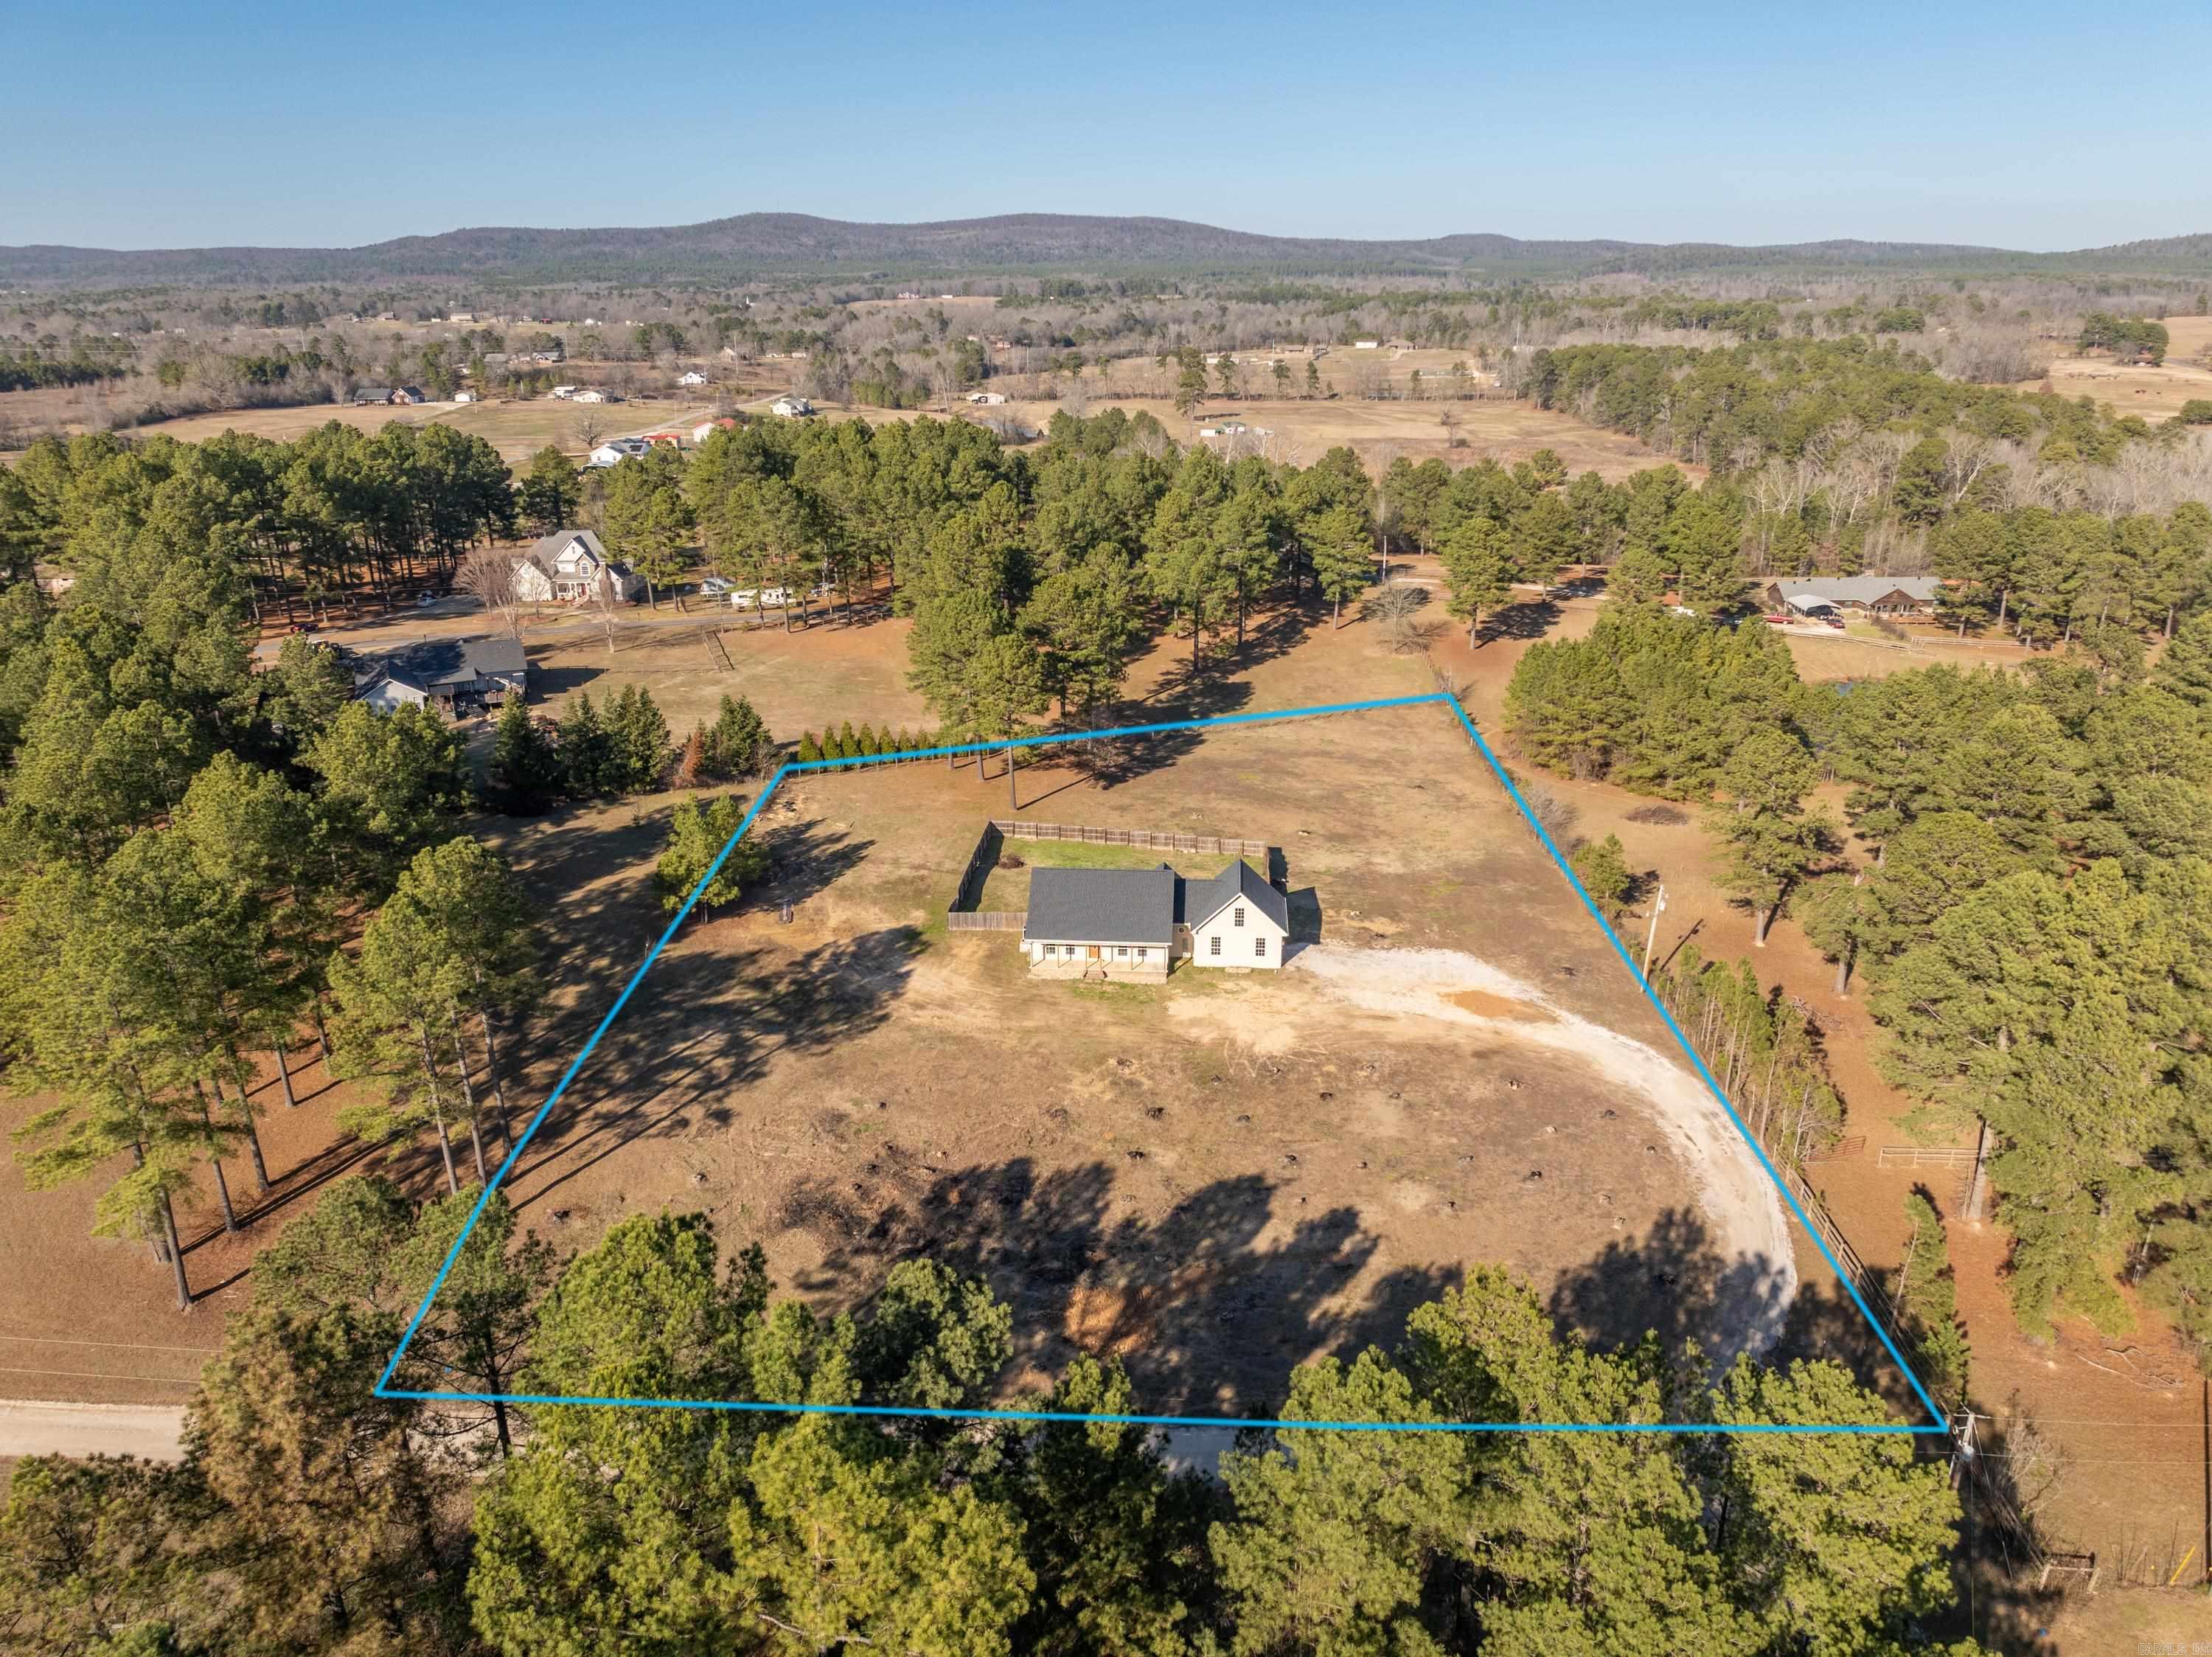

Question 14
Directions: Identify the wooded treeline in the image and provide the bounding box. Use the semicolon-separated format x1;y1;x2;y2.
0;423;517;614
0;1179;1992;1657
1503;605;2212;1361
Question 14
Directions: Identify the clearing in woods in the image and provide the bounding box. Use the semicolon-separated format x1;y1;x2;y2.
375;693;1939;1433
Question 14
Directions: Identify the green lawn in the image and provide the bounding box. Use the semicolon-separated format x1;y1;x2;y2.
973;839;1236;912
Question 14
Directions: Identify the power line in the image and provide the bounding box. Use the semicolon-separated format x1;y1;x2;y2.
0;1334;215;1355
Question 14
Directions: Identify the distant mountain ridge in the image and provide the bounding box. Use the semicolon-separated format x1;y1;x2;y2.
6;212;2211;285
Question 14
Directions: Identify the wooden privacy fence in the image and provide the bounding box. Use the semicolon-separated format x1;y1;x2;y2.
989;819;1269;859
947;911;1026;931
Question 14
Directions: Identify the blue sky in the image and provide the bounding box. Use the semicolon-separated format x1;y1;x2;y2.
3;0;2208;251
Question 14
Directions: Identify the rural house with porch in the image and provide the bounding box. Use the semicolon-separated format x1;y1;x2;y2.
1022;859;1290;982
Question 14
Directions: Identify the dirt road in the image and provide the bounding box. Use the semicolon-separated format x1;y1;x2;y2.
0;1399;186;1461
1290;945;1798;1364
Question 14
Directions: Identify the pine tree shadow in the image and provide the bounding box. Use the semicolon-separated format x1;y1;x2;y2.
774;1154;1458;1416
505;925;924;1214
1548;1206;1794;1378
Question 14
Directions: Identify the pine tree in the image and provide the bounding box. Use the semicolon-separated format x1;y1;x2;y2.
706;692;770;777
1440;514;1513;645
656;795;770;917
190;1305;465;1650
1568;833;1632;923
490;698;561;813
1705;728;1823;945
612;685;670;793
556;691;614;798
797;731;821;763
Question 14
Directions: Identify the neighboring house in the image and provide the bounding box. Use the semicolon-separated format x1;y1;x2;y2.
513;529;642;602
693;416;740;442
641;430;687;448
1352;340;1381;350
550;384;580;399
967;390;1008;405
678;369;709;386
571;388;614;404
770;395;815;418
1761;576;1945;618
451;389;479;403
588;437;651;468
352;633;528;715
351;386;394;404
391;386;428;405
1021;859;1290;982
32;563;75;598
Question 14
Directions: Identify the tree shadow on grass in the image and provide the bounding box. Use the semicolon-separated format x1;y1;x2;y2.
1548;1206;1795;1378
773;1153;1459;1417
504;925;924;1216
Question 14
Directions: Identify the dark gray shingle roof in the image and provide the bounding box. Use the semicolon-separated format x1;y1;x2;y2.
1023;866;1176;947
1179;860;1287;932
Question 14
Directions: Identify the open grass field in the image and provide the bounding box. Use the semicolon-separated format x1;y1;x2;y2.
456;634;1801;1419
2014;314;2212;419
796;389;1690;482
0;394;731;466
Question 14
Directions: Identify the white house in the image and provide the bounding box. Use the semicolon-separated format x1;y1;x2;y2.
588;437;651;468
451;389;479;403
1353;340;1380;350
513;529;643;604
1020;860;1290;983
693;417;740;443
678;369;709;386
550;385;580;399
571;388;615;404
770;395;815;418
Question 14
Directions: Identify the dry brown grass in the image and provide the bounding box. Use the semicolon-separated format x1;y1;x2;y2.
2013;314;2212;419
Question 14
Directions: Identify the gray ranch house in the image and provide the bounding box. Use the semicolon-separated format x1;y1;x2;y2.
352;633;528;715
1023;860;1290;982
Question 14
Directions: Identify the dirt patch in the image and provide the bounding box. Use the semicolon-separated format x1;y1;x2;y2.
1447;988;1550;1022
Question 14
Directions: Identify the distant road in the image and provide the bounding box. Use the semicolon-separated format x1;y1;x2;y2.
0;1400;186;1462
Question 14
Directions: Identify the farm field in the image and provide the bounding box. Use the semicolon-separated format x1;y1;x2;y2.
801;388;1691;482
0;392;730;466
2013;313;2212;418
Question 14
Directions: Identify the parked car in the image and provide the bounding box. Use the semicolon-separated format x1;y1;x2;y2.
807;583;835;602
414;591;438;608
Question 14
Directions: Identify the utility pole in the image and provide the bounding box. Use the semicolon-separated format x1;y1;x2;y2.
1641;884;1669;983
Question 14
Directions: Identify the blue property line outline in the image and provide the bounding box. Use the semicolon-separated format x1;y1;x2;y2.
375;689;1945;1437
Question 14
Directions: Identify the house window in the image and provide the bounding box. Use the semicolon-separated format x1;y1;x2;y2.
1255;937;1267;958
1116;946;1129;960
1209;936;1221;956
1135;948;1148;962
1234;906;1245;928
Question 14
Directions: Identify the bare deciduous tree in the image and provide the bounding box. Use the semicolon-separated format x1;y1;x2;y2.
456;544;527;639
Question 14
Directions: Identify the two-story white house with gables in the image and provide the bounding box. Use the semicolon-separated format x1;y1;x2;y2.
513;529;642;604
1020;859;1290;982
